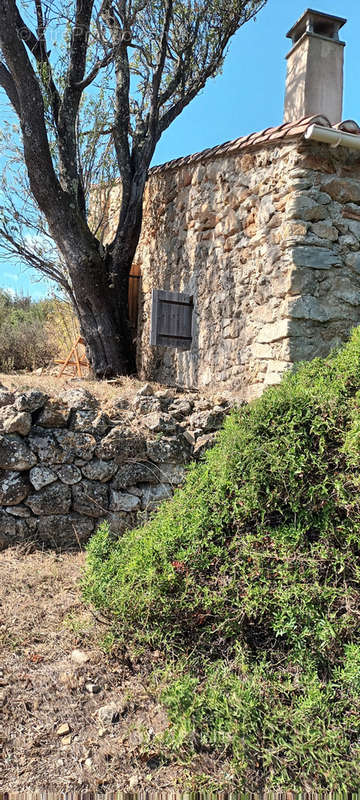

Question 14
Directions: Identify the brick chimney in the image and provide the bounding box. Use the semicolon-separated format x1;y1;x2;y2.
284;9;346;125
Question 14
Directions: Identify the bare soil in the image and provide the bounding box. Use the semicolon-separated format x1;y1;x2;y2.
0;546;222;794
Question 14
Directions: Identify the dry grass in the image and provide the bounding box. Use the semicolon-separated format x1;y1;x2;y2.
0;372;164;406
0;546;191;793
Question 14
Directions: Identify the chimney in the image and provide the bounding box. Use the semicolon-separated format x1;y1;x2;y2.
284;9;346;125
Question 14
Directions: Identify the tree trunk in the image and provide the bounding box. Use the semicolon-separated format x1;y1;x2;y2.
70;253;136;379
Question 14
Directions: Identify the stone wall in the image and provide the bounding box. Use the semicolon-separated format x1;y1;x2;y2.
119;138;360;400
0;384;230;550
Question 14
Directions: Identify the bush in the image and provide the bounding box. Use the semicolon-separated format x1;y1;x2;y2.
0;290;60;371
83;328;360;791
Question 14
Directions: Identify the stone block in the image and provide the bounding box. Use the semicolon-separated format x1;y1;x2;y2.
257;320;289;344
37;399;70;428
30;465;57;491
14;390;47;413
97;427;147;463
36;514;95;546
0;470;30;505
72;480;108;517
26;482;72;515
291;246;341;269
81;459;118;482
111;462;159;489
0;407;32;436
109;490;141;512
0;434;37;471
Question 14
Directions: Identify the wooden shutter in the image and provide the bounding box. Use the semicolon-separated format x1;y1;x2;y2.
150;289;193;350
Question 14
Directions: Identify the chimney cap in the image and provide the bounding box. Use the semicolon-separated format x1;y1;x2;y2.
286;9;346;45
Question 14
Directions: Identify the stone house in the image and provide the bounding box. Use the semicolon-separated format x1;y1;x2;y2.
105;9;360;401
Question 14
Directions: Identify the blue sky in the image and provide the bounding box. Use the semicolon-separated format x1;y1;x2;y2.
1;0;360;299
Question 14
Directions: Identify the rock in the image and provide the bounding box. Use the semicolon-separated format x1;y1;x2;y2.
0;407;32;436
311;221;338;241
132;396;161;415
0;470;30;505
37;400;70;428
71;649;89;665
0;434;37;471
105;512;132;534
154;463;186;486
85;682;100;694
36;513;94;545
142;412;177;434
109;490;141;512
0;389;15;408
0;511;16;543
291;246;341;269
27;428;67;465
188;407;225;433
108;397;130;412
154;389;175;401
29;465;57;491
55;465;82;485
54;430;96;462
5;504;31;518
140;483;172;510
25;482;72;515
193;433;217;457
14;390;47;413
147;436;191;463
62;388;98;409
98;702;124;725
257;320;289;344
286;193;328;221
168;399;193;419
85;758;93;767
323;177;360;205
70;408;111;436
97;427;147;463
81;459;118;483
346;252;360;274
72;479;108;517
129;776;139;790
56;723;71;736
136;383;154;397
111;461;158;488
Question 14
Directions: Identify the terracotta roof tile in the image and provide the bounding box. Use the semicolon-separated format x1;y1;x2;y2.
149;115;359;177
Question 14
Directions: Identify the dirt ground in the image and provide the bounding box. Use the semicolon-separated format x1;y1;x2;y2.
0;545;227;794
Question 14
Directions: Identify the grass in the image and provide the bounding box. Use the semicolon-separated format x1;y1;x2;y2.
83;326;360;792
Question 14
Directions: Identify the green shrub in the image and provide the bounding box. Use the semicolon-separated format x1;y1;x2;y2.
83;327;360;791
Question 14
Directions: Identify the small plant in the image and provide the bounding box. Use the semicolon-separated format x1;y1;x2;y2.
83;326;360;791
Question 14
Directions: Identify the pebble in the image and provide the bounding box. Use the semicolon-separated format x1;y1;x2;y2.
56;722;71;736
71;649;89;665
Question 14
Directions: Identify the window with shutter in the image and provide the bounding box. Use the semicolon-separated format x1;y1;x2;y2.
150;289;193;350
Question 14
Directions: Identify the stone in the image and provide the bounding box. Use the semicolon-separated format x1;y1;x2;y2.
70;408;111;436
147;436;190;463
97;427;147;463
140;483;172;510
0;407;32;436
142;412;177;434
111;462;158;488
136;383;154;397
56;465;82;485
85;682;100;694
62;388;98;409
286;194;328;221
188;407;225;433
0;470;30;505
311;221;338;242
323;177;360;205
81;459;118;483
257;320;289;344
37;400;70;428
193;433;217;457
36;514;94;545
346;252;360;274
0;434;37;471
0;510;16;543
129;776;139;790
132;396;161;415
72;480;108;517
6;504;31;517
28;428;67;465
0;389;15;408
167;399;193;419
26;482;71;516
29;465;57;491
106;512;132;534
109;490;140;512
55;430;96;462
98;701;126;724
57;723;71;736
14;390;47;413
71;649;89;665
291;246;341;269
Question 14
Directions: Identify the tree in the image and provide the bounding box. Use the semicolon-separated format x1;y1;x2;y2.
0;0;267;378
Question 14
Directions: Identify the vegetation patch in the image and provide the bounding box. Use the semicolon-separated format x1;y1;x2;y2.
83;328;360;791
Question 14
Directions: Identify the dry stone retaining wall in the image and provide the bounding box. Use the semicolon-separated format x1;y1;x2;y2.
0;384;231;550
